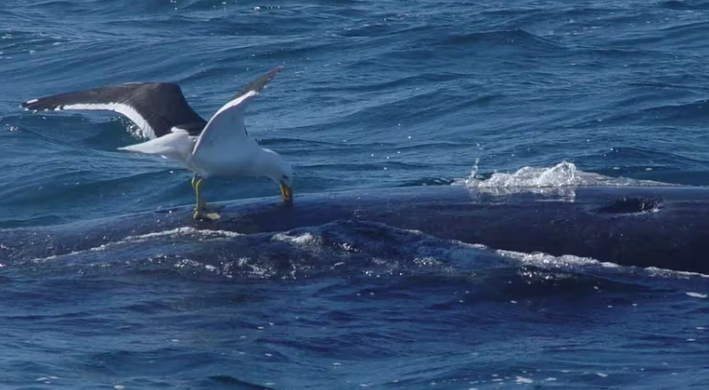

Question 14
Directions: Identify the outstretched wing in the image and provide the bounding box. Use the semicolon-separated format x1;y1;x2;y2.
20;82;207;139
191;66;283;155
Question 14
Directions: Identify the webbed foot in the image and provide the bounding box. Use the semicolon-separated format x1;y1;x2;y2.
193;209;221;221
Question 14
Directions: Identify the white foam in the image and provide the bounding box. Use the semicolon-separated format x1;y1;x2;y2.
455;161;671;199
121;226;241;242
173;259;205;270
29;227;241;262
234;257;274;278
646;267;709;279
496;248;709;279
496;249;604;267
271;232;320;246
515;377;533;384
686;292;707;298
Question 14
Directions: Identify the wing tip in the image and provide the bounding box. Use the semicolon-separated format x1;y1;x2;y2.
20;98;68;113
239;65;285;96
263;65;284;87
20;98;45;112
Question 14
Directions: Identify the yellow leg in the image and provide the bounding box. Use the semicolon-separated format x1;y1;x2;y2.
192;176;220;221
191;175;206;211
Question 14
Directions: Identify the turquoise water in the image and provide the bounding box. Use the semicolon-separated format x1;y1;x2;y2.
1;1;709;388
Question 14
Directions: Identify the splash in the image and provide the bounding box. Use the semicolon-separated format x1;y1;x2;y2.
455;161;669;199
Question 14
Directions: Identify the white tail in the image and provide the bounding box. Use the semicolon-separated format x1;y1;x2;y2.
119;128;194;162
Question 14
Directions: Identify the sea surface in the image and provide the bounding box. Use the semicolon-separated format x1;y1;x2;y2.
1;0;709;389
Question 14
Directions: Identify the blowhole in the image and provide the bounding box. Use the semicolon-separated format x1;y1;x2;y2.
598;197;662;214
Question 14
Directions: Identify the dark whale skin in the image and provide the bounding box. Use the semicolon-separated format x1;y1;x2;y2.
2;185;707;273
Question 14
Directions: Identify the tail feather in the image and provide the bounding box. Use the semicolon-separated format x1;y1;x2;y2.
119;129;194;162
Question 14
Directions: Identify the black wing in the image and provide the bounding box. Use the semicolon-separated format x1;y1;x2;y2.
21;82;207;138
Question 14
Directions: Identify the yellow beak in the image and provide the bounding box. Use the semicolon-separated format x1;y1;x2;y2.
280;183;293;205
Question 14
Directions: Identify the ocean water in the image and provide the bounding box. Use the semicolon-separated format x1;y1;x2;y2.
1;0;709;389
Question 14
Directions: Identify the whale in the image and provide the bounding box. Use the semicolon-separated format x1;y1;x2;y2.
2;184;708;274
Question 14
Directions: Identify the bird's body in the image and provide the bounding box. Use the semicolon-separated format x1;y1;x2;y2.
21;66;293;221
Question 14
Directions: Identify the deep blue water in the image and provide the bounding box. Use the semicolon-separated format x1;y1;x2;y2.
2;0;709;388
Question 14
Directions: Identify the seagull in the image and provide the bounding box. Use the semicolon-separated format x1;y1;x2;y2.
20;66;293;221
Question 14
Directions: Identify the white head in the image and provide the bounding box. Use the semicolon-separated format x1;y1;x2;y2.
258;148;294;204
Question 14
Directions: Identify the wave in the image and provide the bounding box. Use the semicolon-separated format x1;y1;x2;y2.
659;0;709;10
638;99;709;125
436;29;562;51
